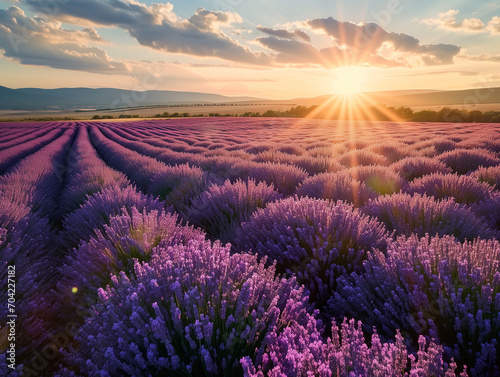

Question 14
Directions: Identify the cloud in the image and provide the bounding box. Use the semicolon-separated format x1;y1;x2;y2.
23;0;165;26
0;6;129;73
417;44;461;65
461;52;500;63
257;36;402;68
306;17;460;66
127;10;271;65
421;9;500;34
9;1;463;72
256;26;311;42
23;0;273;65
422;10;484;32
390;70;479;78
487;16;500;34
0;5;212;87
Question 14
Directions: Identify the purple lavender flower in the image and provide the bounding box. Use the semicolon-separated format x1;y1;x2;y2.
338;149;391;168
339;165;407;195
58;185;165;251
473;165;500;190
186;179;282;243
362;192;498;241
296;172;378;206
57;206;205;324
412;138;457;156
367;141;411;163
438;148;500;175
0;199;57;368
59;126;130;216
147;163;217;214
241;318;467;377
470;193;500;233
333;235;499;376
391;156;452;181
246;162;309;196
404;173;494;205
59;239;312;376
235;196;387;313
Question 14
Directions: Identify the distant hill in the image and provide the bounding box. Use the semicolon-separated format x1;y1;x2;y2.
382;88;500;107
289;88;500;108
2;85;500;111
0;86;262;110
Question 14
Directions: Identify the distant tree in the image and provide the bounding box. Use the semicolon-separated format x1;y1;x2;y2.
468;110;483;123
438;107;464;123
394;106;413;120
262;110;277;117
411;110;438;122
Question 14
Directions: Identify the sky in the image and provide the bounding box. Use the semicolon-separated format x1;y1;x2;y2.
1;0;500;99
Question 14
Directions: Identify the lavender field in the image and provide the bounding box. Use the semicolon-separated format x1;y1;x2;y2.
1;118;499;376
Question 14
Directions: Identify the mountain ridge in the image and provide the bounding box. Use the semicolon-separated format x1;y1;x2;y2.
2;86;500;111
0;86;263;110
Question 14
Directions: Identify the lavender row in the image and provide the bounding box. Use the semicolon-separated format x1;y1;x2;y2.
0;126;65;174
88;125;169;191
0;126;76;222
0;123;59;150
57;125;130;217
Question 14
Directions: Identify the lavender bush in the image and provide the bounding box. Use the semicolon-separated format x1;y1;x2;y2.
339;166;407;195
294;155;343;175
437;148;500;175
187;179;282;243
362;192;497;241
296;172;377;206
147;163;214;213
473;165;500;190
470;193;500;233
58;185;165;251
333;235;499;376
404;173;494;205
57;206;205;323
235;196;387;312
338;149;390;168
246;162;309;196
242;318;467;377
367;142;411;163
413;139;457;156
391;157;452;181
57;239;313;376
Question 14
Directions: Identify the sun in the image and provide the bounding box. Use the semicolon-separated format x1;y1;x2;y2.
332;67;367;94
